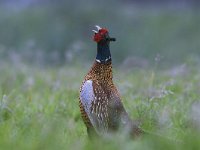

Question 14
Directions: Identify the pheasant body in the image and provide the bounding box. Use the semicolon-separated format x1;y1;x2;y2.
79;26;142;137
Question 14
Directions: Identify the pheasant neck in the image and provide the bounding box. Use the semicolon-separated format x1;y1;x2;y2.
96;42;111;64
90;61;113;82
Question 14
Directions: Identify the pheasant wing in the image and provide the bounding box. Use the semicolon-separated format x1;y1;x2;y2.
80;80;109;135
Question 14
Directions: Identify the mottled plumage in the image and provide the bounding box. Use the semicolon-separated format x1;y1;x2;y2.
79;26;143;138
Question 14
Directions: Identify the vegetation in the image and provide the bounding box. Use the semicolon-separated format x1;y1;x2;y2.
0;0;200;149
0;0;200;66
0;62;200;150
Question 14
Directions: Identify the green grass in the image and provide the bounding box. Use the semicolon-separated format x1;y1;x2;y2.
0;62;200;150
0;2;200;66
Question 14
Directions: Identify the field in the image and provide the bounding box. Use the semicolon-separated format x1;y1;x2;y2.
0;1;200;149
0;61;200;150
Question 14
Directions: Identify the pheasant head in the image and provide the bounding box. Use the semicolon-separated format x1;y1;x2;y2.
92;25;116;64
93;25;116;43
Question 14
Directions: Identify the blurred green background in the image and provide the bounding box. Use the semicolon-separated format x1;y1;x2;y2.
0;0;200;67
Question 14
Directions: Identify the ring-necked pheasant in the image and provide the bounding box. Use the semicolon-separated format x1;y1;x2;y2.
79;25;143;138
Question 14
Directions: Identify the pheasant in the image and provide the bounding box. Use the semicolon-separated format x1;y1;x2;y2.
79;25;143;138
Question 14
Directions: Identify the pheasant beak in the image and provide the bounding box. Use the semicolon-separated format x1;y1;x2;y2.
106;37;116;42
105;32;116;42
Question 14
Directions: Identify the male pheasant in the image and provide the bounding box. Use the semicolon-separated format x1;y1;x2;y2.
79;25;143;138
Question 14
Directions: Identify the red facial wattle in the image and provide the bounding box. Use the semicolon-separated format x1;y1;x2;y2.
93;28;108;43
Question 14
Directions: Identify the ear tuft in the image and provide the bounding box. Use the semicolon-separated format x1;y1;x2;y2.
92;26;109;43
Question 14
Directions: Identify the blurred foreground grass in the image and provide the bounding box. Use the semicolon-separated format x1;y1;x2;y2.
0;62;200;150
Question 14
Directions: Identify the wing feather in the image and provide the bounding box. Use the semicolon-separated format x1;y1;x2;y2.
80;80;108;134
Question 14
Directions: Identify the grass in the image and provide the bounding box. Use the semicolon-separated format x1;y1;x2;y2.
0;3;200;66
0;62;200;150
